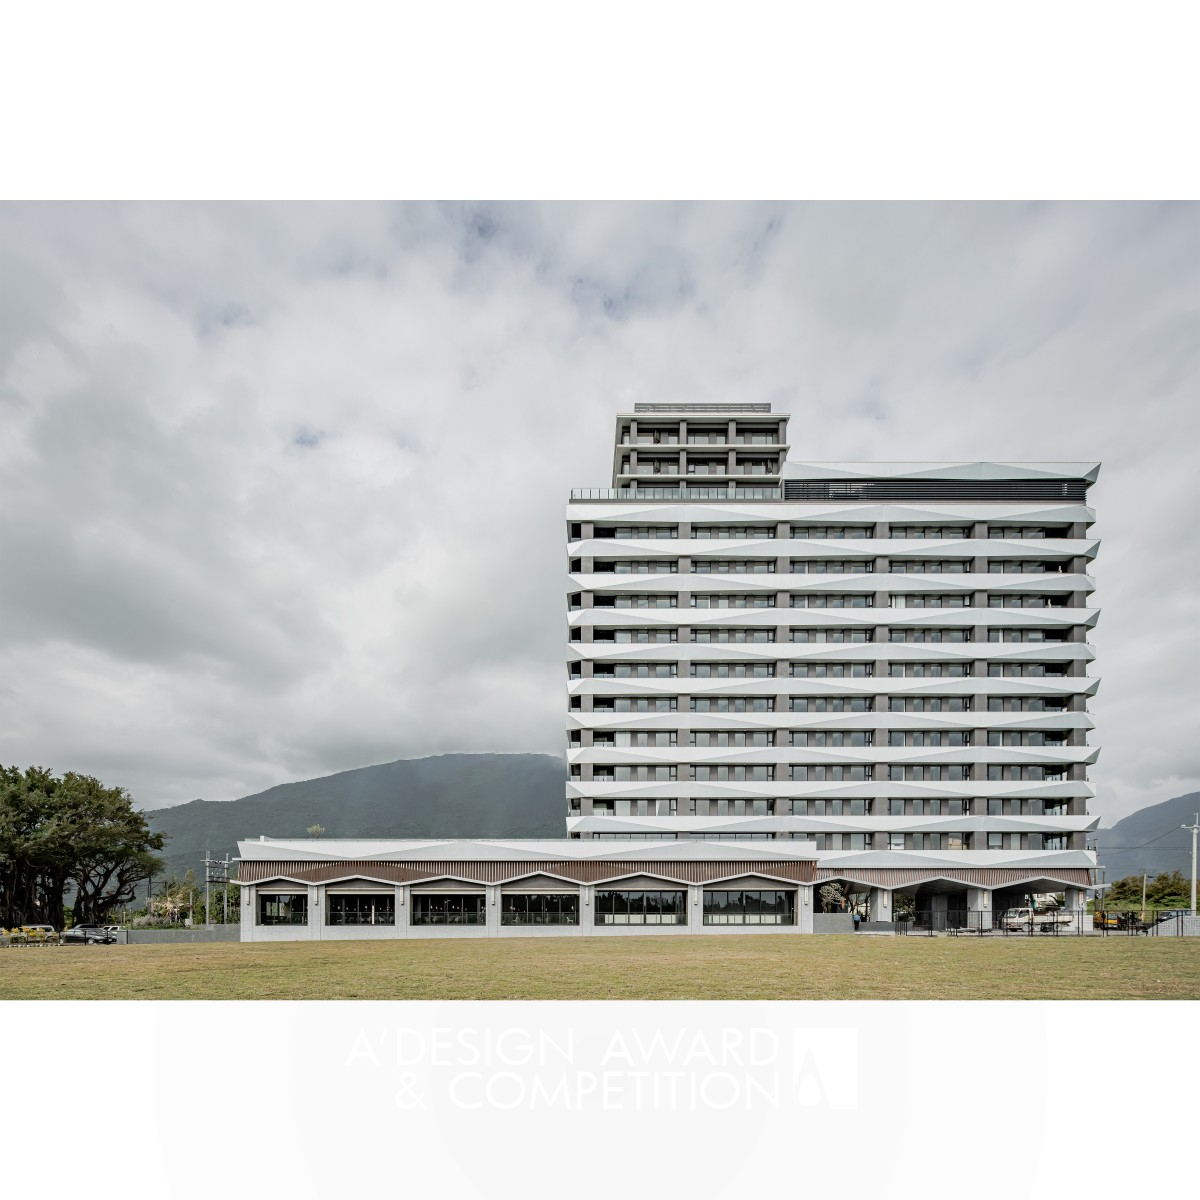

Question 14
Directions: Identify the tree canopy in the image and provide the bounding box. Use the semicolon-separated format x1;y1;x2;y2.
0;764;165;928
1103;871;1194;909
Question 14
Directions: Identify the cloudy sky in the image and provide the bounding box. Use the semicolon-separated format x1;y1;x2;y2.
0;202;1195;821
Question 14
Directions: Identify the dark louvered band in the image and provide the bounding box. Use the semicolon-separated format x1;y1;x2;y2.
783;479;1089;502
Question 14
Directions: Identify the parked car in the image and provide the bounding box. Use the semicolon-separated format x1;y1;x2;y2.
62;924;117;945
13;924;60;945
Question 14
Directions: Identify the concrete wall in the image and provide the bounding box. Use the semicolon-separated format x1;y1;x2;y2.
812;913;855;934
124;926;241;944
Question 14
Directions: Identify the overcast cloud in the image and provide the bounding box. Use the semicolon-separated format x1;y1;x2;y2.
0;202;1196;821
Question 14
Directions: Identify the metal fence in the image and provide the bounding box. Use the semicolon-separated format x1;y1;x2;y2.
895;909;1200;937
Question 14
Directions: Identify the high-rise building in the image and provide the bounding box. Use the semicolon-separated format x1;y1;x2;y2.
566;402;1100;926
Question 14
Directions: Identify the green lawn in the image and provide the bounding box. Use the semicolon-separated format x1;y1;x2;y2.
2;935;1197;1000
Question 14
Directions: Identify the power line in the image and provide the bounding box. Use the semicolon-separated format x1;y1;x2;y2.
1097;825;1190;852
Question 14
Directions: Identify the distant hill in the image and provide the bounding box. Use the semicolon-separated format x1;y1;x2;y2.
146;753;566;878
1094;791;1200;881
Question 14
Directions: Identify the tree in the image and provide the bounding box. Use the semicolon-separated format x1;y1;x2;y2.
0;765;76;928
1102;872;1191;910
1147;871;1191;908
0;764;165;928
819;882;847;913
199;880;241;924
63;772;166;924
306;824;326;838
151;870;197;925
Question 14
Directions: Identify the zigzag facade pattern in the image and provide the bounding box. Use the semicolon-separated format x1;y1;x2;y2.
565;404;1101;921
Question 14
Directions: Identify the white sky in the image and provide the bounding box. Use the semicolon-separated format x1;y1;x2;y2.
0;201;1195;821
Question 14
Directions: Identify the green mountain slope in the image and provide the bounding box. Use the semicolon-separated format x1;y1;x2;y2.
1094;791;1200;881
146;753;567;878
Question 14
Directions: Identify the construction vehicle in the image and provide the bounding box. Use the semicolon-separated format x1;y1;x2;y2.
1093;910;1155;933
1001;906;1073;933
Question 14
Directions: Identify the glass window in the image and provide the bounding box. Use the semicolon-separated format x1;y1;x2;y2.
790;696;871;712
326;893;395;926
695;798;771;817
791;765;872;781
500;894;580;925
692;627;774;643
611;594;677;608
703;890;796;925
692;594;775;608
889;594;971;608
790;593;873;608
693;731;774;747
410;894;487;926
609;526;678;539
790;526;871;539
607;629;677;643
257;893;308;926
600;697;677;712
791;730;871;747
594;890;687;925
693;559;776;574
692;526;776;539
694;765;773;781
691;662;774;677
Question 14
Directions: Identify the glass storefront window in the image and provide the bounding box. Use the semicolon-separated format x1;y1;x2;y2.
258;893;308;925
326;893;395;925
594;890;686;925
501;894;580;925
411;894;487;925
703;890;796;925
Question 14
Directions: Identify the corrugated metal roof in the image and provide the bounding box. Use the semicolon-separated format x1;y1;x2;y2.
814;866;1092;889
236;837;818;864
238;858;817;887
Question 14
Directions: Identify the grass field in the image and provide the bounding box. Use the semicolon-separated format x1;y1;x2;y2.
1;934;1198;1000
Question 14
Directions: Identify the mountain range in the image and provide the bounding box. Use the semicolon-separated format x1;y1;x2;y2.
146;753;565;878
145;754;1198;886
1092;790;1200;882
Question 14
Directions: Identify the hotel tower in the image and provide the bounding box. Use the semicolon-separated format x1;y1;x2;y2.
565;403;1100;925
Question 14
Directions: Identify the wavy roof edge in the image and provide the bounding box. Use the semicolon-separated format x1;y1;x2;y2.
782;462;1101;482
237;837;818;862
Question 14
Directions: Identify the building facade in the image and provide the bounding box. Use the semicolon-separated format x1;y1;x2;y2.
566;403;1100;926
237;837;827;940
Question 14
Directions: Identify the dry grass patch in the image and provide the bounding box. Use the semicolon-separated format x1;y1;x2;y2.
2;935;1198;1000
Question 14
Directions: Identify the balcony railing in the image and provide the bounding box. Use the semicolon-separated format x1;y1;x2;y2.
633;403;772;413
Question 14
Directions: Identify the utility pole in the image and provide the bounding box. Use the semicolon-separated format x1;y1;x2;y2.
204;849;211;927
1183;813;1200;916
1141;872;1147;921
204;850;231;924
